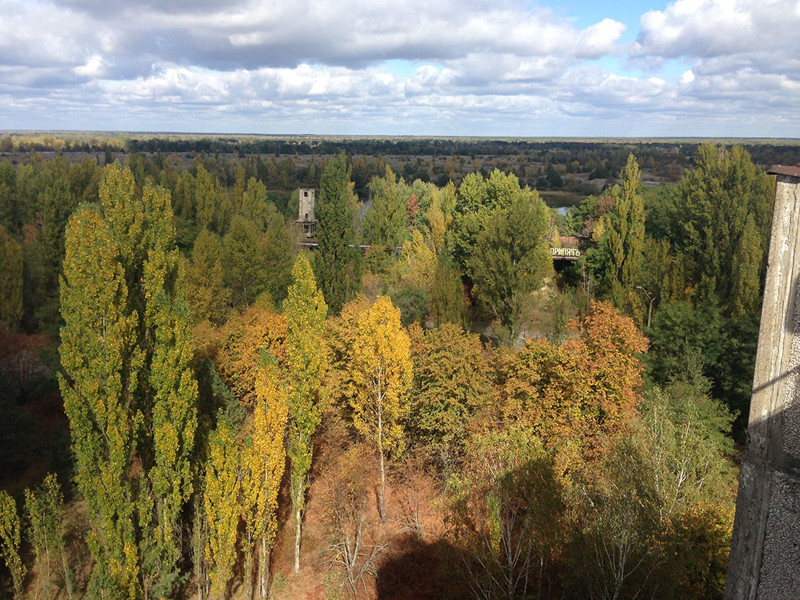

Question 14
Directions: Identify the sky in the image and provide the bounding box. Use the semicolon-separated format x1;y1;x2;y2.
1;0;799;138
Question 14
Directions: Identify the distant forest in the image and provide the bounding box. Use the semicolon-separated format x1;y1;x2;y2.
3;132;800;195
0;135;786;600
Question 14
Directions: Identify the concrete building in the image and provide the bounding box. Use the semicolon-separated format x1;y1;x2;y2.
296;188;317;238
725;166;800;599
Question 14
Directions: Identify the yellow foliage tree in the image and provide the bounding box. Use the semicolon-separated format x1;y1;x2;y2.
350;296;412;519
284;254;328;573
204;415;240;600
241;359;288;599
211;302;287;408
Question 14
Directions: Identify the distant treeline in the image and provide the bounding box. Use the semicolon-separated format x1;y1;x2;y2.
3;133;800;191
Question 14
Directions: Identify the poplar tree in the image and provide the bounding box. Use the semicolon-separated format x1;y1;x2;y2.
0;225;23;330
186;228;229;324
314;152;360;315
59;164;197;598
602;154;645;309
364;165;408;252
284;254;329;572
25;473;71;600
241;359;288;598
672;144;773;317
350;296;412;520
204;414;240;600
0;491;25;600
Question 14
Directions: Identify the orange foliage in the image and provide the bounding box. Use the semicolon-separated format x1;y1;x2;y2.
503;301;648;476
202;301;287;407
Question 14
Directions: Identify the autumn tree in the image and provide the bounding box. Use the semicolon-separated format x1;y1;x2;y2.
204;414;240;600
211;301;287;408
0;491;24;600
0;225;23;330
350;296;412;519
424;181;456;258
314;152;360;315
503;301;648;478
284;254;329;572
59;164;197;598
241;359;288;598
324;444;385;598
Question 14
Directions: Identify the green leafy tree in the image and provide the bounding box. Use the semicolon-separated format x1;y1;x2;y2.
446;428;563;600
451;169;529;272
431;255;464;326
364;165;408;254
25;473;73;600
263;209;295;306
669;144;774;317
0;225;23;330
314;153;360;315
350;296;412;519
0;490;27;600
0;491;25;600
0;159;19;233
172;170;195;220
196;164;227;233
40;176;80;274
468;191;552;337
407;323;492;464
187;229;230;325
284;254;329;572
602;154;645;309
223;215;268;308
59;164;198;598
239;177;271;231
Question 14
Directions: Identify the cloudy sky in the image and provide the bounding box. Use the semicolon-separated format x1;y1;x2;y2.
1;0;799;137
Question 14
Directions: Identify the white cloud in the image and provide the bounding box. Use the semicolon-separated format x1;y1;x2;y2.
0;0;798;136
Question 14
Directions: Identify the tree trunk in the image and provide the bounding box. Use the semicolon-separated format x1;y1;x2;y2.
294;501;302;573
378;411;386;522
258;537;269;599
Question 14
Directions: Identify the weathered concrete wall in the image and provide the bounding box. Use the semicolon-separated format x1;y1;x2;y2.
299;188;315;222
725;170;800;599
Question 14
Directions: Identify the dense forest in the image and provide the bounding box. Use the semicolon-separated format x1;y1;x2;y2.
0;137;780;599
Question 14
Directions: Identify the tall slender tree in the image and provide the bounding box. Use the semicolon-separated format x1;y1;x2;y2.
350;296;412;520
0;491;25;600
59;164;197;599
241;359;288;598
284;254;329;572
0;225;23;330
314;152;360;315
204;414;240;600
603;154;645;309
